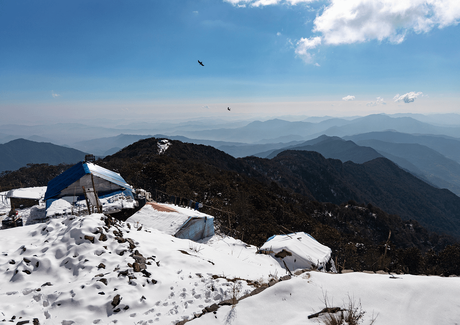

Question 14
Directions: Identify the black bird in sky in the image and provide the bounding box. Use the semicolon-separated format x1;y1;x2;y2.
198;60;204;66
227;107;231;111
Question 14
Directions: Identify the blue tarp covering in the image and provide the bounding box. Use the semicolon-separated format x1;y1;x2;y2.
44;161;133;200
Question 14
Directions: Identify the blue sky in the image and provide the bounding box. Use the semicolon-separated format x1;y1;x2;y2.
1;0;459;124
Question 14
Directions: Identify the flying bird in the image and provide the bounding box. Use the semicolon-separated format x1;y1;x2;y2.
198;60;204;66
227;107;231;111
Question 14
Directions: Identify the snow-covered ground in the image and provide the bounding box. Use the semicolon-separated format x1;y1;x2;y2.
1;188;460;325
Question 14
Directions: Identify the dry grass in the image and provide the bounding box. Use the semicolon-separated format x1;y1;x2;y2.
322;294;377;325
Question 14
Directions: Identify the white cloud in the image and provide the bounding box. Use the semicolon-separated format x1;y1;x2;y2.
295;36;321;63
367;96;386;106
277;32;282;36
315;62;320;66
226;0;460;45
314;0;460;45
224;0;316;6
224;0;460;64
342;95;355;101
52;91;60;98
393;91;423;103
193;11;199;14
203;105;211;109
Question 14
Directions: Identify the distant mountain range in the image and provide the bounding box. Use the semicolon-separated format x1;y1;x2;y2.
2;113;460;157
255;133;460;196
176;114;460;143
0;139;87;173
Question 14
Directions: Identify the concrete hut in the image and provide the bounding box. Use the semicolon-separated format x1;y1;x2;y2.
127;202;214;242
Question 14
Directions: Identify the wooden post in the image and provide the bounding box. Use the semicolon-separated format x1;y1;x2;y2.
90;174;102;213
381;230;392;270
82;186;91;215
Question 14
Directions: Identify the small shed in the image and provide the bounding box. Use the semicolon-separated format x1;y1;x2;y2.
44;161;134;204
6;187;45;210
127;202;214;241
259;232;334;272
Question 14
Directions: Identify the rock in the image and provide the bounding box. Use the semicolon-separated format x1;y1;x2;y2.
98;233;107;241
141;269;151;278
16;321;30;325
268;278;278;287
41;282;52;287
176;320;188;325
84;235;95;243
218;298;237;306
33;318;40;325
133;255;146;265
204;304;219;313
115;236;126;243
23;258;31;263
97;263;106;269
308;307;342;319
22;270;31;274
133;262;141;272
111;294;121;307
126;238;136;250
118;270;129;277
98;278;108;285
280;275;291;281
9;260;15;264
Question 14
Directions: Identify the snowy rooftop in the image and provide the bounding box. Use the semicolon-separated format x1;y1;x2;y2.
5;187;46;200
260;232;333;271
127;202;212;236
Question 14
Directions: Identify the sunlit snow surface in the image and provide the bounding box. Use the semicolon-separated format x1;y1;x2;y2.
0;199;460;324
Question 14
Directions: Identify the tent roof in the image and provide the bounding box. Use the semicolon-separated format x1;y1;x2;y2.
44;162;132;200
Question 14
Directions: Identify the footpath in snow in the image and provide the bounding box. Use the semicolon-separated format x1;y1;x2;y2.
0;213;459;325
0;187;460;324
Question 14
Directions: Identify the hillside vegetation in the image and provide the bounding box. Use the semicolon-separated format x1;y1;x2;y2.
1;137;459;275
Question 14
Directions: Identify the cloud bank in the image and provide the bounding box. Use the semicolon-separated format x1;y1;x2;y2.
314;0;460;45
367;97;386;106
224;0;315;6
393;92;423;103
226;0;460;63
342;95;355;101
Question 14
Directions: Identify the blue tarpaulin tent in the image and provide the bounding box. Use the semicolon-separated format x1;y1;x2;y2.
44;161;133;202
